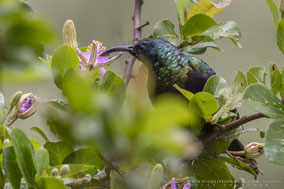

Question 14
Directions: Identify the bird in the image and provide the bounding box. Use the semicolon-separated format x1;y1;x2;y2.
101;37;262;175
101;38;215;97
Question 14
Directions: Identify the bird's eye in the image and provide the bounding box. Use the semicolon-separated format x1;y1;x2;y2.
137;46;145;52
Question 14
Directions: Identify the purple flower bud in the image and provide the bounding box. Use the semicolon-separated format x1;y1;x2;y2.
171;178;177;189
183;183;190;189
16;93;38;119
244;142;264;159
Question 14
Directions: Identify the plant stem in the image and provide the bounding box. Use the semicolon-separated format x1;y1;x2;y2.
97;152;124;178
227;150;245;156
123;0;143;87
203;112;266;147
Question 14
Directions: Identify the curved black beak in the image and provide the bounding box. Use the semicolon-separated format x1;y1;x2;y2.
100;45;134;56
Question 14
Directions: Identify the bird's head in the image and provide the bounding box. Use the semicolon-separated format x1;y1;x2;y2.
100;38;172;64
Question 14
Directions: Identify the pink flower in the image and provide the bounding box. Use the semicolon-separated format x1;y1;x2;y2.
76;40;122;76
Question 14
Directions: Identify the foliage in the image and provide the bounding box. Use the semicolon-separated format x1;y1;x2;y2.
155;0;241;54
0;0;284;189
0;0;55;82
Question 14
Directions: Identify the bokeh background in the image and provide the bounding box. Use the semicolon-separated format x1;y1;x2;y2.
1;0;284;188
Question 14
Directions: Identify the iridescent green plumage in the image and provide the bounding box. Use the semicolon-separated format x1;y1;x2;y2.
101;38;215;96
131;38;215;96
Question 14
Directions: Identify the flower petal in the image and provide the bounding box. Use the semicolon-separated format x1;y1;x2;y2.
93;52;122;70
99;68;107;76
183;183;190;189
171;178;177;189
19;95;34;113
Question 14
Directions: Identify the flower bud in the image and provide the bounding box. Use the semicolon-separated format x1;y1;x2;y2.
15;93;38;119
60;164;70;175
148;163;164;189
3;139;10;146
51;168;59;176
183;183;191;189
244;142;264;159
280;0;284;13
171;178;177;189
83;174;92;183
9;91;22;108
63;20;78;50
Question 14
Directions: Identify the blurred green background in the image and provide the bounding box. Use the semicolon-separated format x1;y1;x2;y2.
1;0;284;188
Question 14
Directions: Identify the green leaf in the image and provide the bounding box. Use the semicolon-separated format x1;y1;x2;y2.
63;148;104;169
8;128;37;188
181;41;221;54
212;71;247;122
265;120;284;165
219;153;257;179
187;155;234;189
34;148;49;176
276;18;284;54
46;164;97;178
39;54;52;68
153;19;182;46
62;71;97;113
190;92;218;121
35;177;66;189
44;141;74;166
281;67;284;98
202;21;242;48
51;45;80;88
243;83;284;119
0;91;5;125
0;91;4;108
0;125;5;142
187;0;223;20
191;35;214;42
231;71;247;95
98;71;126;110
174;0;192;25
0;167;4;188
182;14;218;38
247;66;266;85
173;84;194;100
30;127;49;143
29;138;42;150
3;146;22;189
203;75;227;98
270;63;282;95
266;0;279;30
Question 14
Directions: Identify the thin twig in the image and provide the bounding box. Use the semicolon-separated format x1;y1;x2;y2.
98;152;124;178
123;0;143;86
137;21;149;30
203;112;266;147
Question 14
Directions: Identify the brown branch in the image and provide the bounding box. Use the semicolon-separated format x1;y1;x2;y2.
123;0;144;86
203;112;266;147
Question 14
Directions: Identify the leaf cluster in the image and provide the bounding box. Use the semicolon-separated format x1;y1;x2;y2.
154;0;241;54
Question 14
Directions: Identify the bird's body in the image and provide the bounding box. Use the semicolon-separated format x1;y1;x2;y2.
101;38;215;96
136;38;215;96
